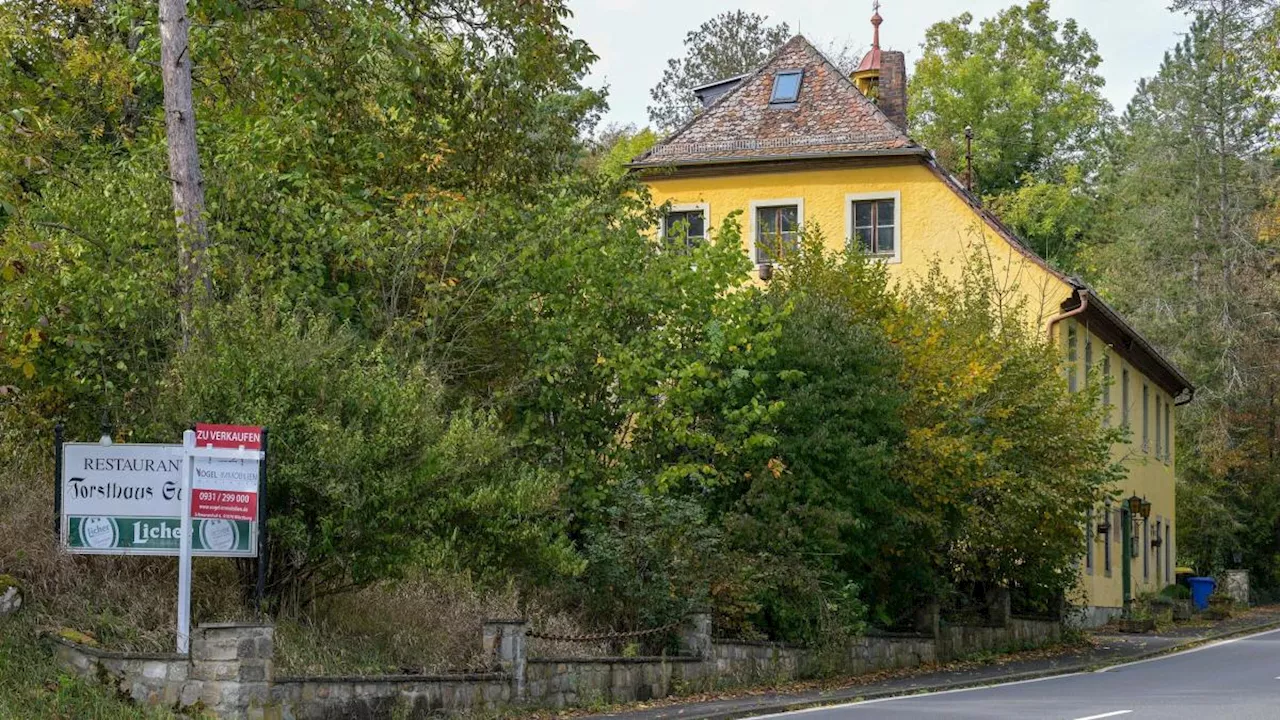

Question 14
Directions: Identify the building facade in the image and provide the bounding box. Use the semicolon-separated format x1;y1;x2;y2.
630;13;1193;626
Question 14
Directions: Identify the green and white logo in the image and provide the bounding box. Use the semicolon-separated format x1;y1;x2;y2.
79;516;118;549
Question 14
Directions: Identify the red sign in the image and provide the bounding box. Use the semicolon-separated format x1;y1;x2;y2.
195;423;263;450
191;487;257;521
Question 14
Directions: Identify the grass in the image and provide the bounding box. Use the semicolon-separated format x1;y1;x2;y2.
0;612;172;719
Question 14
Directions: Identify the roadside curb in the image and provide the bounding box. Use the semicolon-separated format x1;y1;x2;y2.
601;619;1280;720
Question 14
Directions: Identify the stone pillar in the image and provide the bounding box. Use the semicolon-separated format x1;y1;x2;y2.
1226;570;1250;606
679;612;712;658
482;619;527;701
987;587;1011;627
189;623;274;719
913;601;940;639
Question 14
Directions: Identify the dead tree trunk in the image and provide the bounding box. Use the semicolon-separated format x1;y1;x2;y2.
159;0;209;345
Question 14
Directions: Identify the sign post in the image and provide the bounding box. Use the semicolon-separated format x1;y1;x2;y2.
255;428;269;615
176;429;195;653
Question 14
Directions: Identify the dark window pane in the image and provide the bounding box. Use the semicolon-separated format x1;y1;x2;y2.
686;212;705;239
854;201;873;228
876;226;895;254
877;199;895;224
663;212;683;237
770;72;802;103
779;206;798;232
757;207;777;234
854;229;872;253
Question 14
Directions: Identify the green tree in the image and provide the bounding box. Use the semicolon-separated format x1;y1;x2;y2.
909;1;1111;197
1086;6;1279;588
891;253;1121;618
582;123;659;179
647;11;791;132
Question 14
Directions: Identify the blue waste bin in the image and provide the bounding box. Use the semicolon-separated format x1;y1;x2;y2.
1188;576;1216;610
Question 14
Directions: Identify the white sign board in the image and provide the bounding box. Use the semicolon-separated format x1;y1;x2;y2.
61;443;258;557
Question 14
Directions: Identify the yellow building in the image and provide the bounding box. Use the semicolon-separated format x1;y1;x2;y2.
630;13;1193;626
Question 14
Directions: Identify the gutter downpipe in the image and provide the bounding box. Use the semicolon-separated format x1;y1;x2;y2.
1045;291;1089;343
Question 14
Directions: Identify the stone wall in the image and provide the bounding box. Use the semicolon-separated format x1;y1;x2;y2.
54;611;1063;718
54;623;274;719
525;656;707;708
272;673;512;719
937;617;1060;661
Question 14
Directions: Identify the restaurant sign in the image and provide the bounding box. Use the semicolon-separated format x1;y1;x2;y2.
60;443;258;557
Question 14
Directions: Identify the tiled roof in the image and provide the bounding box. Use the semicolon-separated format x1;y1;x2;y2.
632;35;919;168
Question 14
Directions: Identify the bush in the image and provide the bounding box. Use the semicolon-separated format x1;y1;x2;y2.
148;300;577;608
1160;583;1191;600
890;254;1121;612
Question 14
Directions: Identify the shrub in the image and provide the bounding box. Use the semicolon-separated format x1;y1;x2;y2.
148;300;577;608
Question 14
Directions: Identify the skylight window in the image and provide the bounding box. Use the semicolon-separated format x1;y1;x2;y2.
770;70;803;104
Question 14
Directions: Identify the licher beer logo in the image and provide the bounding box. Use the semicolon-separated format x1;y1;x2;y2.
80;516;118;549
200;519;237;552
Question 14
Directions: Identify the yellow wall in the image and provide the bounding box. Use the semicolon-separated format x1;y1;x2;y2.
646;161;1177;611
646;163;1071;324
1067;319;1178;608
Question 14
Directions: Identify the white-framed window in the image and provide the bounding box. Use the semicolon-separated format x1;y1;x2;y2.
1122;367;1131;429
1067;324;1078;393
1166;523;1172;581
1155;393;1163;459
1143;383;1150;453
1165;399;1173;464
1102;353;1112;427
661;203;709;251
845;191;902;263
749;198;804;266
1084;334;1093;387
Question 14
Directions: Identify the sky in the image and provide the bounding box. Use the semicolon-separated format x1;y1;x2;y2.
566;0;1194;131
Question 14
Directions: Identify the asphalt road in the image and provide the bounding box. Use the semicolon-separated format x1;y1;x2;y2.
752;627;1280;720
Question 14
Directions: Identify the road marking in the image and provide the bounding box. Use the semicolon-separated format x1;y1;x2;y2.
1072;712;1132;720
743;673;1086;719
1096;625;1280;673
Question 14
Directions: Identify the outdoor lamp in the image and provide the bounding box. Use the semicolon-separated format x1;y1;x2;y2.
1139;497;1153;521
1126;494;1144;519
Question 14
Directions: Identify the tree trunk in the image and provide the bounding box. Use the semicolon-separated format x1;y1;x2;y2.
159;0;209;345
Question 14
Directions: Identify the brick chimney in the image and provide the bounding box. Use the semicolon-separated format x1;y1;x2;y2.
879;50;907;132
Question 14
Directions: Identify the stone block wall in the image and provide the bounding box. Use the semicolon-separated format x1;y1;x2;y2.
54;623;275;719
525;656;705;708
272;673;512;719
54;610;1064;718
938;616;1061;661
